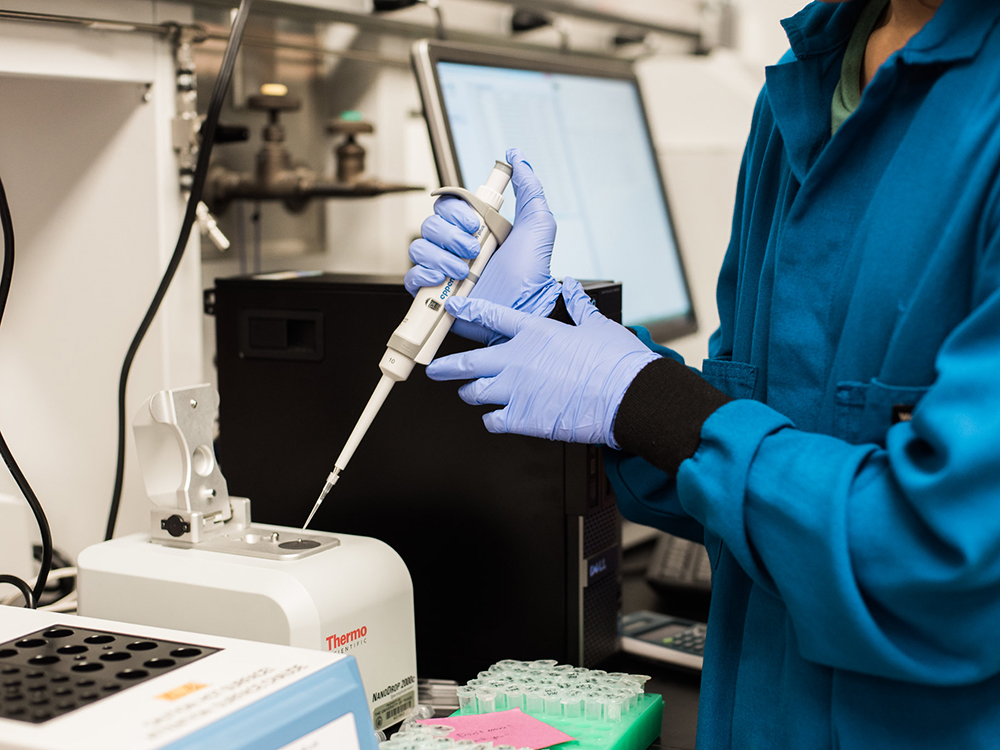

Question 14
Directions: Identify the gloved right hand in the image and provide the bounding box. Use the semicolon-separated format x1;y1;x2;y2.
426;278;661;447
405;147;561;344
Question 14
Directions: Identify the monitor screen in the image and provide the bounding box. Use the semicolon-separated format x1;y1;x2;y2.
421;50;694;340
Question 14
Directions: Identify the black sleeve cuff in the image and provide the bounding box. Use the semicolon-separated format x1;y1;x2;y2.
547;294;574;325
613;357;732;475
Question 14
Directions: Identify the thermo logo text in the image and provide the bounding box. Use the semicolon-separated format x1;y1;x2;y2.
326;626;368;651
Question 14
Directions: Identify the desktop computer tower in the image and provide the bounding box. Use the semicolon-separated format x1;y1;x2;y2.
207;273;621;681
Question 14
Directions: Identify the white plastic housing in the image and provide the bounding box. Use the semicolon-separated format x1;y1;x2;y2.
0;607;372;750
384;162;510;372
414;229;498;365
77;527;418;725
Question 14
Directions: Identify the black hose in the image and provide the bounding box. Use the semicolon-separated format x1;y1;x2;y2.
34;545;74;606
105;0;254;540
0;575;34;609
0;173;50;609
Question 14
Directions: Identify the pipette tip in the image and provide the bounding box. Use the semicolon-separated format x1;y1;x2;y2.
302;468;340;530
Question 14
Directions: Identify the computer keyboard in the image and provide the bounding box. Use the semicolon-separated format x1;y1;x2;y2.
645;533;712;595
620;611;707;671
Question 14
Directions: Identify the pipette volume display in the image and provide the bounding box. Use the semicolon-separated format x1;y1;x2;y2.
302;160;513;528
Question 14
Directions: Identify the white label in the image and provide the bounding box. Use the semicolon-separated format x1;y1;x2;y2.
277;712;361;750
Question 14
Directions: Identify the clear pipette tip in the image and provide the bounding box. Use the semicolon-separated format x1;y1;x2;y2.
303;468;340;529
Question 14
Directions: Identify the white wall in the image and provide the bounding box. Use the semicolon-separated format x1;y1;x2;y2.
633;0;801;363
636;51;761;363
734;0;809;77
632;0;808;363
0;1;203;561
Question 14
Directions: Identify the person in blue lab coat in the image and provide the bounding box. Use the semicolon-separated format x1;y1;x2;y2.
405;0;1000;747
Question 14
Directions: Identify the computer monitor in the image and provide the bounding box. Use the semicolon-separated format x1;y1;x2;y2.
413;40;697;342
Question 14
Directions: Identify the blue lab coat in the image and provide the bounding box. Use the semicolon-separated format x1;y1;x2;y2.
607;2;1000;748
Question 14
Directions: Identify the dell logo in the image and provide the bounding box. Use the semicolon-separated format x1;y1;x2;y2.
589;559;607;578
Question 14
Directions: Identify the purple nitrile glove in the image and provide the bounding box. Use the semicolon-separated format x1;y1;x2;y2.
404;148;561;344
425;278;661;447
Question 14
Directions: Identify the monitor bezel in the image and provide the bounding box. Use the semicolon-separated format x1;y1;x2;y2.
412;39;698;344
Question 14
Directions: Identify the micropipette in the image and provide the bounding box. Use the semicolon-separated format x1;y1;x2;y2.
303;160;514;529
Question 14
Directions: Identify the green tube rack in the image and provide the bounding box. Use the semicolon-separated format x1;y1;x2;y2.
451;693;664;750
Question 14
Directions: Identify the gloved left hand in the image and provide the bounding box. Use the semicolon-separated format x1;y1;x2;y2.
426;278;660;447
405;148;561;344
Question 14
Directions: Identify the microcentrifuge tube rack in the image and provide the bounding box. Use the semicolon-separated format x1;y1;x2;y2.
380;660;663;750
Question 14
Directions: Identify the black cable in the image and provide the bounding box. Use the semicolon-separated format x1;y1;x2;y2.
0;172;50;609
34;544;70;572
0;576;34;609
251;201;262;274
34;545;74;606
105;0;254;540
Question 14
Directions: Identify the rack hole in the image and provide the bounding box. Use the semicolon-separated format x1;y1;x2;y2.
116;669;149;681
71;663;103;673
42;629;73;639
99;653;131;663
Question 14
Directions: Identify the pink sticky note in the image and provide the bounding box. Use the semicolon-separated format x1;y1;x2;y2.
417;708;575;749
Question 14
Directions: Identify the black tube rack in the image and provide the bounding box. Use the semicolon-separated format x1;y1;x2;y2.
0;624;219;724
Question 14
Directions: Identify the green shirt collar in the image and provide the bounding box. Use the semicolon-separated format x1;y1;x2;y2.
831;0;889;136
